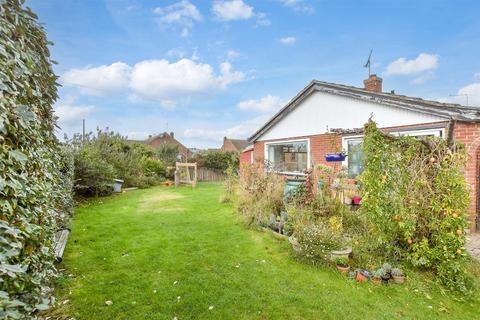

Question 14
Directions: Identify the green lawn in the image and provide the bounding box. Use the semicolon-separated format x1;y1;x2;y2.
52;183;479;319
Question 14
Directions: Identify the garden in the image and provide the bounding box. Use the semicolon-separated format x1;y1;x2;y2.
230;120;480;297
1;1;480;319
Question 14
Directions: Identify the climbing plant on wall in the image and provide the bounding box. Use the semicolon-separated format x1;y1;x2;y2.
0;0;72;318
360;120;471;293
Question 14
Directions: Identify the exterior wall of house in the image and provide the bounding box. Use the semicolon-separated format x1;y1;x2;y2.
453;121;480;230
258;91;445;141
251;120;480;230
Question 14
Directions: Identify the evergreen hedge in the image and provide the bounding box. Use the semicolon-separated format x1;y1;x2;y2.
0;0;72;318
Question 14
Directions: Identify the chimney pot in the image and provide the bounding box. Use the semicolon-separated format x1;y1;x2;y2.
170;131;174;138
363;74;383;93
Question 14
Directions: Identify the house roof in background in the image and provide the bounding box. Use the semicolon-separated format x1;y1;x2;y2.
248;80;480;142
225;138;249;151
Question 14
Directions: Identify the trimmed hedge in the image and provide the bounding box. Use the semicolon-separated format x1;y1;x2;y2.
1;1;71;318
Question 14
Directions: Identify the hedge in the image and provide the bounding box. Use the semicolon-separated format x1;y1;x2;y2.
1;1;72;318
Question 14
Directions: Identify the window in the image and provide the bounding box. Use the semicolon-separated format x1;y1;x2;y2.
342;128;444;178
346;138;364;178
266;140;308;174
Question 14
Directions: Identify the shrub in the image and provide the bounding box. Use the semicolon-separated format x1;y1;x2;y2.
1;1;72;317
156;144;179;167
295;221;346;265
360;120;472;293
220;165;238;203
189;150;239;171
236;164;285;226
69;130;167;196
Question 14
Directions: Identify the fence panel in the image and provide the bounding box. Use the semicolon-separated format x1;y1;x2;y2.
197;167;226;182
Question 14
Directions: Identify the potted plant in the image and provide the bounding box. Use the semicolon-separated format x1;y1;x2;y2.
333;256;350;273
371;269;384;285
355;269;369;282
391;268;405;284
381;263;392;283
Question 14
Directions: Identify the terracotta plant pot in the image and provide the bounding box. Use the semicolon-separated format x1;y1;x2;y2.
392;275;405;284
336;265;350;273
355;271;368;283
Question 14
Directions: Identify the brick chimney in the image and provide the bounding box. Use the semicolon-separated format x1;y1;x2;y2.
363;74;383;93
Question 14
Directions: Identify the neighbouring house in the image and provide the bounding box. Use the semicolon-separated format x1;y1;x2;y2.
221;137;249;152
243;74;480;230
130;132;192;160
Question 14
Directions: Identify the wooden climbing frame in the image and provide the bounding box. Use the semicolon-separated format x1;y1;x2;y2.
175;162;197;187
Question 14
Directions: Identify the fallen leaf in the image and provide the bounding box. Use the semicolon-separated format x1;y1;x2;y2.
105;300;113;306
209;305;214;310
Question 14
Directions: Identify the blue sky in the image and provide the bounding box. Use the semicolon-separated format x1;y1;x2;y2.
28;0;480;148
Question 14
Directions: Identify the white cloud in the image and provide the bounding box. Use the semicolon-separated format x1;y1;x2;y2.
212;0;254;21
62;62;131;96
153;1;202;36
129;59;245;103
129;59;217;101
279;0;315;14
237;95;284;113
458;82;480;106
54;96;95;125
227;49;240;60
411;72;435;85
218;62;246;88
385;53;439;76
255;12;271;26
280;36;296;45
64;58;247;109
183;115;270;142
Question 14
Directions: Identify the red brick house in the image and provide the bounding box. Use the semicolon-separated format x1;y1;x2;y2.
130;132;192;160
221;137;249;152
242;75;480;230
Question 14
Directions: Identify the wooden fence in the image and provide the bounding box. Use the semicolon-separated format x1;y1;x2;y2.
197;167;226;182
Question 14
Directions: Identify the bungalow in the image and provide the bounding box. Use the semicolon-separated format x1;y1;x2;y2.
242;75;480;231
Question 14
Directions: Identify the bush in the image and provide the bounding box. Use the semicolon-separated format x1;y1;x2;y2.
360;120;472;293
69;130;167;196
1;1;72;317
73;141;116;196
190;150;239;171
295;221;346;265
236;164;285;226
156;144;179;167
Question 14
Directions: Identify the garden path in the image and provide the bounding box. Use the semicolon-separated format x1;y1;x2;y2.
466;233;480;260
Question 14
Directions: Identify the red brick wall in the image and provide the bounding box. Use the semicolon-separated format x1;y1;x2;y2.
251;120;480;230
240;149;252;165
454;121;480;229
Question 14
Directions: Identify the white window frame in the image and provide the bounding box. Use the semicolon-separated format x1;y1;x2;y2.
264;138;311;175
341;127;445;168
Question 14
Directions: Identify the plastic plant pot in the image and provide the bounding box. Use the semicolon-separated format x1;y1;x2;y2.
352;196;362;205
325;153;347;162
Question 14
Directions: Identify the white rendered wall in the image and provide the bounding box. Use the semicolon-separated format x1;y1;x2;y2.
258;91;444;141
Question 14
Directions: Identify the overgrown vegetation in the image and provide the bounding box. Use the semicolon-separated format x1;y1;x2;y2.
359;120;472;293
235;163;285;226
189;150;239;171
1;1;72;317
69;130;166;197
233;122;477;295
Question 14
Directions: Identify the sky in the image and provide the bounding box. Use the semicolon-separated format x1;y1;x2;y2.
28;0;480;148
